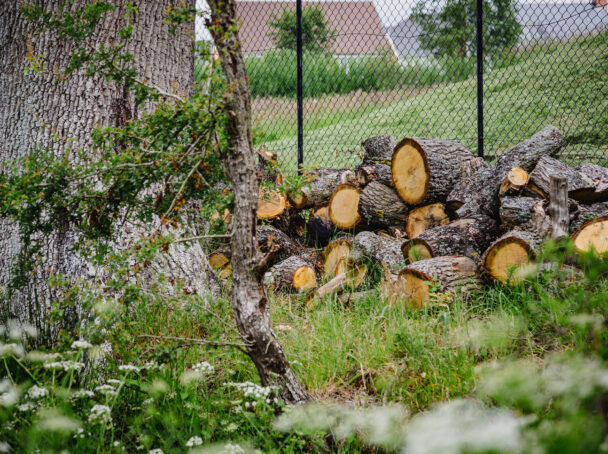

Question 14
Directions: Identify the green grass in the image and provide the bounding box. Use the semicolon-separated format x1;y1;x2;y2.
254;33;608;171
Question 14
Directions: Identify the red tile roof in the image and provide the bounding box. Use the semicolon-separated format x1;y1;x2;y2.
235;1;393;55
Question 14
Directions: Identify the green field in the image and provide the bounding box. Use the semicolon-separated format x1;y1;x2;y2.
254;33;608;171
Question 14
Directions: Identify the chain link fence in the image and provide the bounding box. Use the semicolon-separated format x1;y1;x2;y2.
196;0;608;171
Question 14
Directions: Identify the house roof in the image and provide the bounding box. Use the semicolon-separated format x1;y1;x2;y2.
235;1;393;55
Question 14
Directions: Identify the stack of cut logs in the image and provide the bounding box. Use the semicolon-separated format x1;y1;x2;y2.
210;126;608;308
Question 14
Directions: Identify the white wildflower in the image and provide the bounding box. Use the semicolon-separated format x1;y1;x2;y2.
186;436;203;447
227;381;277;404
89;404;112;425
17;402;36;412
0;342;25;358
118;364;141;373
24;351;60;363
71;340;93;350
43;361;85;371
72;389;95;399
143;361;162;370
143;397;154;406
26;385;48;400
192;361;214;374
95;384;117;396
221;443;245;454
107;379;123;386
148;449;164;454
180;362;214;385
0;379;19;407
0;442;10;453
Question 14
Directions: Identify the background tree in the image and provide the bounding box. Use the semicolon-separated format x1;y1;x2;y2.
268;5;336;53
411;0;521;58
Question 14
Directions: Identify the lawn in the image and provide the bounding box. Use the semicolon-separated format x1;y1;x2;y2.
254;33;608;171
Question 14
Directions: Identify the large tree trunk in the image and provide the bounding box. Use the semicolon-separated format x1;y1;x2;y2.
0;0;196;342
208;0;309;404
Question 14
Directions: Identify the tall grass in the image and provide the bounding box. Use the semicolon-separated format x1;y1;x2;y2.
244;49;480;98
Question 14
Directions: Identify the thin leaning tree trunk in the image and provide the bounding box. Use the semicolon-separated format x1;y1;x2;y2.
207;0;309;404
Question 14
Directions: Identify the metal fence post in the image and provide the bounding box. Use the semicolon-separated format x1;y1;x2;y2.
296;0;304;172
476;0;484;158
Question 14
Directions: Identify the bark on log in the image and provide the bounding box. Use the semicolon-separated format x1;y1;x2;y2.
359;181;408;229
402;215;497;264
355;163;393;186
481;229;543;284
446;158;491;214
574;163;608;203
351;231;405;270
571;215;608;255
528;155;595;201
499;197;540;230
405;203;450;238
306;203;335;247
329;183;361;229
361;134;396;164
571;201;608;232
287;168;356;210
256;225;301;267
395;256;482;308
269;206;306;240
549;175;569;240
392;138;474;205
456;126;563;219
209;0;309;403
263;256;317;292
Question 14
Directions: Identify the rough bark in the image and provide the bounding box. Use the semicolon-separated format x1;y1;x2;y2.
350;231;405;270
0;0;197;342
263;256;316;292
358;181;408;229
287;168;356;210
528;155;595;201
257;148;279;182
208;0;308;403
306;203;335;247
446;158;491;214
361;134;396;164
392;137;474;205
548;175;569;240
571;201;608;232
395;256;481;308
403;216;497;264
575;163;608;203
256;225;301;268
355;163;393;186
499;197;540;230
456;126;563;219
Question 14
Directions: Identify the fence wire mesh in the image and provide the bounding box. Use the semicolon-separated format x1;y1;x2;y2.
196;0;608;171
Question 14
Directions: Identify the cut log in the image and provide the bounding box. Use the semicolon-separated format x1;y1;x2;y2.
306;203;335;246
257;148;279;182
571;201;608;232
269;207;306;239
574;163;608;203
528;155;595;201
456;126;563;218
351;231;405;270
405;203;450;239
359;181;408;228
306;263;368;309
402;216;497;264
322;238;352;280
481;230;542;284
257;186;286;219
499;196;540;230
263;256;317;292
395;256;481;308
392;138;474;205
256;225;301;268
446;158;491;214
287;168;356;210
329;183;361;229
361;135;396;164
355;163;392;186
498;167;529;197
209;249;231;279
571;215;608;255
